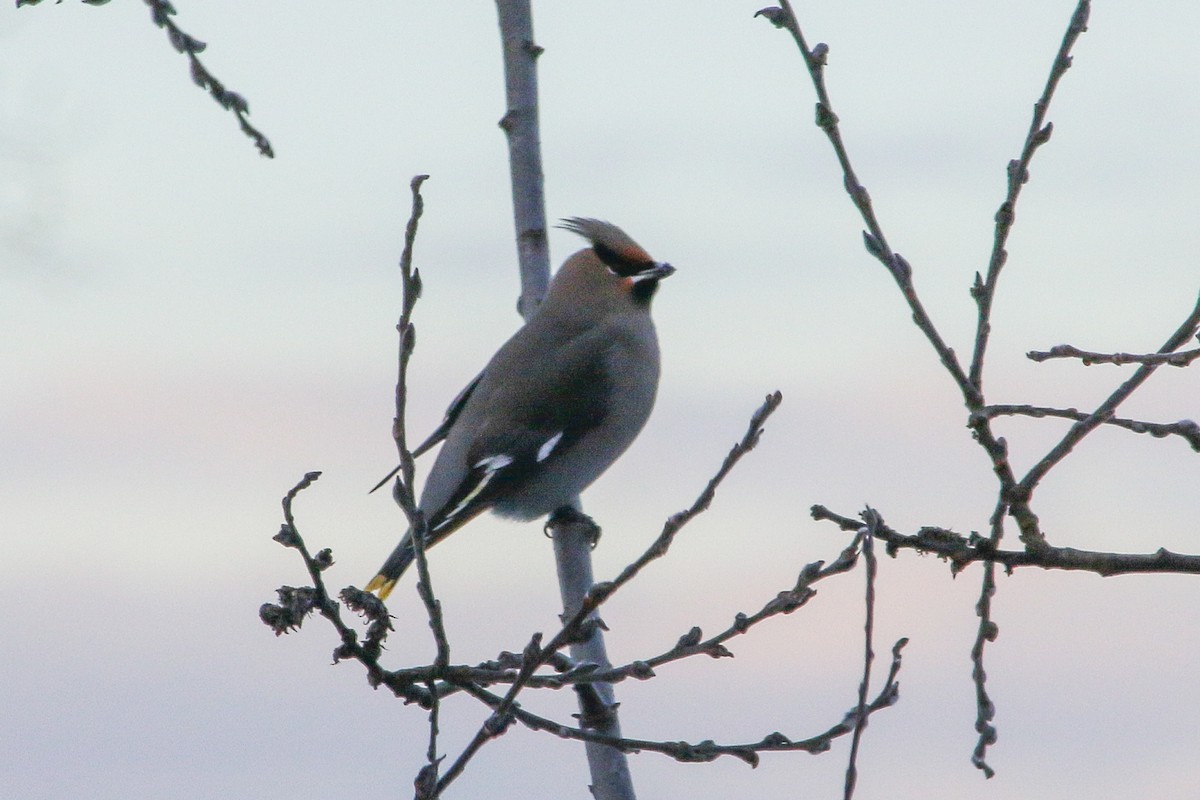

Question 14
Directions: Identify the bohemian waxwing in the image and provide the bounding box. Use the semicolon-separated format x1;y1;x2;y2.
365;218;675;599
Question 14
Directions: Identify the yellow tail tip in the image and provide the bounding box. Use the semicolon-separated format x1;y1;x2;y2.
364;573;398;600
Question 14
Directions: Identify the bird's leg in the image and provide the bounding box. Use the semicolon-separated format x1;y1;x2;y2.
546;505;602;549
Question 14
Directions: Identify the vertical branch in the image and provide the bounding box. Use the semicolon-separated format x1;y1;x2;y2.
493;3;637;798
844;510;879;800
968;0;1091;390
390;175;449;671
550;515;637;800
392;175;430;501
760;2;980;409
970;558;1000;776
388;176;452;793
495;0;552;319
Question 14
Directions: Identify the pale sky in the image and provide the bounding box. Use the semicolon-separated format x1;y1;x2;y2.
3;2;1198;799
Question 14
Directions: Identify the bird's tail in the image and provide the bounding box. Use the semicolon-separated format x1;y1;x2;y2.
364;530;416;600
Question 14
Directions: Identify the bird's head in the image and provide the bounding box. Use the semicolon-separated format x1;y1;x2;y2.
553;218;675;309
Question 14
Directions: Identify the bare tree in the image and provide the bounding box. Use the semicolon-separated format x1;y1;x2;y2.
260;1;1199;796
18;0;1199;797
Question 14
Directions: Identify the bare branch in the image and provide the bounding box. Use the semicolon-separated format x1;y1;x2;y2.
969;0;1091;388
970;556;999;779
968;494;1008;779
547;511;629;768
758;2;979;409
1027;342;1200;367
259;473;432;707
978;405;1200;452
757;0;1042;549
381;176;453;679
383;176;452;788
390;175;430;498
375;541;861;702
432;635;540;795
495;0;551;318
140;0;274;157
1017;292;1200;495
453;640;906;767
811;505;1200;577
587;392;784;614
587;542;862;685
844;510;880;800
493;2;634;796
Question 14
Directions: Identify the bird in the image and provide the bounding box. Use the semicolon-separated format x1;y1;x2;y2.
364;218;675;600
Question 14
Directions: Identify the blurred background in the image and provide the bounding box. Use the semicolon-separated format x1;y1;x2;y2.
2;1;1197;798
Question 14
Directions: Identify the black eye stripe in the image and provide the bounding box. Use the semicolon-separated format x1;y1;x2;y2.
593;241;654;277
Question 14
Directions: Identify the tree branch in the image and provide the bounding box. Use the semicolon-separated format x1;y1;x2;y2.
1017;292;1200;494
145;0;274;157
495;0;551;319
969;0;1091;389
1027;342;1200;367
757;2;979;409
844;510;880;800
492;3;634;797
259;473;431;708
811;505;1200;577
19;0;273;155
376;537;860;700
977;405;1200;452
452;638;906;768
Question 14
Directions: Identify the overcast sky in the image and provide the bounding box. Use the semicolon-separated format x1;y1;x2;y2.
3;2;1198;799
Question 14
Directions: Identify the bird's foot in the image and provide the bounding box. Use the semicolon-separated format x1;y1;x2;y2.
545;505;602;549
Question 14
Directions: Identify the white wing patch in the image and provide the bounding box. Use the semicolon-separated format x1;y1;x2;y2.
476;454;515;471
536;431;564;463
436;454;514;531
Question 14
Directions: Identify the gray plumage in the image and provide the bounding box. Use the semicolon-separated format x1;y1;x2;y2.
365;218;674;599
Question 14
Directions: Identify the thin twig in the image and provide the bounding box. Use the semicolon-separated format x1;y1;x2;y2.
1028;342;1200;367
391;175;429;501
453;639;906;767
759;1;1042;548
144;0;274;157
376;541;861;701
386;176;452;789
811;505;1200;577
759;2;979;408
967;492;1008;778
588;392;784;612
844;510;879;800
1018;292;1200;494
960;0;1090;558
259;473;431;707
434;633;541;795
596;543;860;684
977;405;1200;452
385;176;453;677
969;0;1091;389
18;0;273;155
970;557;999;778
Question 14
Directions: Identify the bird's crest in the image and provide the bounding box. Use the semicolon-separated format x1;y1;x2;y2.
558;217;654;269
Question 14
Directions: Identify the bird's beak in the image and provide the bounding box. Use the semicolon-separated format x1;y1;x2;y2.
631;262;676;283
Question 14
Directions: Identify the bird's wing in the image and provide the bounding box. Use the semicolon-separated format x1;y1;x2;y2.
413;369;485;458
424;336;613;533
368;370;485;494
